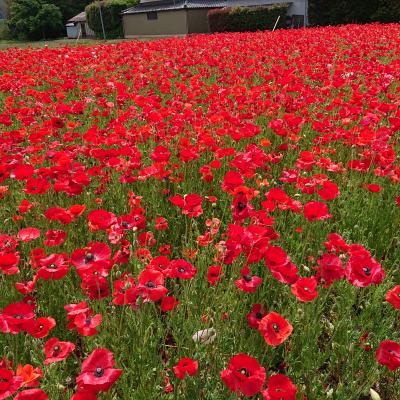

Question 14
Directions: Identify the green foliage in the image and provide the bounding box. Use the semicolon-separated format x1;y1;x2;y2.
8;0;63;40
208;4;288;33
86;0;137;39
0;19;10;39
49;0;93;23
308;0;400;25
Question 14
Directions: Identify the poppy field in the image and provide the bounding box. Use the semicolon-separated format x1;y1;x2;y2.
1;23;400;400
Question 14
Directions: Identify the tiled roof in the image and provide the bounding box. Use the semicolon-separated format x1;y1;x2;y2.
122;0;291;14
67;11;86;23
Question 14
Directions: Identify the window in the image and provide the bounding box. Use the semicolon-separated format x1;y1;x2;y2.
147;11;158;20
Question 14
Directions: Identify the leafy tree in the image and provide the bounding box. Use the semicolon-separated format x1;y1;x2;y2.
308;0;399;25
49;0;92;23
8;0;63;40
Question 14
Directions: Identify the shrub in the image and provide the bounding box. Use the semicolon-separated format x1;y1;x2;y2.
86;0;137;39
8;0;63;40
208;4;289;33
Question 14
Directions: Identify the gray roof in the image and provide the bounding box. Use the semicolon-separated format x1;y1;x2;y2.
122;0;291;14
67;11;86;23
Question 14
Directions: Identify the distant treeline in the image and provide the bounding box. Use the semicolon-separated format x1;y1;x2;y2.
309;0;400;25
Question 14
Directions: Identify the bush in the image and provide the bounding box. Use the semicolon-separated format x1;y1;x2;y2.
86;0;137;39
208;4;289;33
8;0;63;40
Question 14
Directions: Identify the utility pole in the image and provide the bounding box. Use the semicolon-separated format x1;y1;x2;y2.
98;0;106;40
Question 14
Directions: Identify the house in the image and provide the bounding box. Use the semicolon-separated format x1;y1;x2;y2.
121;0;308;38
66;12;95;39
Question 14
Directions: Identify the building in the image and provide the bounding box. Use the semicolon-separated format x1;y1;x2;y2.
122;0;308;38
66;12;95;39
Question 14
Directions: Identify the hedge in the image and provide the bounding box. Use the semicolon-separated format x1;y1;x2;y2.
208;4;289;33
86;0;137;39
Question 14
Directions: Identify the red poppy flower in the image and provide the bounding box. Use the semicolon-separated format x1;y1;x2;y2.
150;145;171;162
87;209;116;231
220;353;266;397
173;358;198;379
0;368;23;399
43;230;67;247
386;286;400;309
170;194;203;218
345;247;384;287
303;201;332;221
44;338;75;365
17;228;40;242
316;253;344;287
73;312;102;336
76;348;122;393
247;304;267;329
16;364;42;388
261;374;297;399
154;216;168;231
160;296;179;312
44;207;72;224
0;252;20;275
112;274;137;306
235;266;263;293
71;390;98;400
376;340;400;371
258;312;293;346
291;276;318;302
71;242;111;272
207;265;223;286
367;184;381;193
0;301;35;334
222;171;244;194
170;259;197;280
137;269;168;302
14;388;48;400
27;317;56;339
37;253;69;280
317;180;339;201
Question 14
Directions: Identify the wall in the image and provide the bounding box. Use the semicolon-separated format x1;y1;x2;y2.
187;9;210;34
123;10;187;37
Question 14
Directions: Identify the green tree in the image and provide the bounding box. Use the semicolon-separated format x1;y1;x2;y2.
8;0;63;40
49;0;92;23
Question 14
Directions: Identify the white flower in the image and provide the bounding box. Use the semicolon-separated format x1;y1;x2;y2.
370;389;381;400
192;328;216;344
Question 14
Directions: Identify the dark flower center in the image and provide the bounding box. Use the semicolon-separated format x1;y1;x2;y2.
85;253;95;263
121;221;129;228
13;314;23;319
85;318;92;326
243;275;252;283
237;202;246;211
53;345;61;355
145;281;156;288
363;266;371;276
239;368;250;377
178;267;186;273
94;367;105;377
272;323;280;332
255;312;263;319
49;263;57;269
